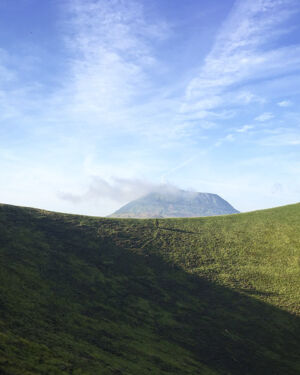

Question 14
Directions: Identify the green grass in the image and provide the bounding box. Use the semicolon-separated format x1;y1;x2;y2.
0;202;299;374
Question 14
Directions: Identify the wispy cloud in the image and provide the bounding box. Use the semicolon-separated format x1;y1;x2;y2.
277;100;292;107
181;0;299;121
259;130;300;146
215;133;235;147
255;112;274;122
58;177;179;206
236;125;254;133
0;0;171;137
60;0;169;127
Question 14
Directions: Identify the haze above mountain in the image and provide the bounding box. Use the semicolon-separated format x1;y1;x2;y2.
109;189;239;218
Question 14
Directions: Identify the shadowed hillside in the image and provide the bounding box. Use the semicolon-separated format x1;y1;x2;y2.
0;203;299;374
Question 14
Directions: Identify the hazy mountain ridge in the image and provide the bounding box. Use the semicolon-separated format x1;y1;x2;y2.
109;190;239;218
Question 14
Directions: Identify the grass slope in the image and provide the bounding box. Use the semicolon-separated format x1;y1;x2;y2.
0;203;299;374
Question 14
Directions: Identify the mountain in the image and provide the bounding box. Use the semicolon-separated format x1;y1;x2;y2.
109;189;239;218
0;202;299;374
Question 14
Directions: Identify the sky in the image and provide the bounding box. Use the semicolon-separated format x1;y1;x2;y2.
0;0;300;216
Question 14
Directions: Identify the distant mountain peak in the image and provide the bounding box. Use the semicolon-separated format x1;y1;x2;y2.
109;189;239;218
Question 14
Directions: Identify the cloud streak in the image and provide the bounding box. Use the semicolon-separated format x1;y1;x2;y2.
277;100;292;107
58;177;180;205
181;0;299;120
255;112;274;122
60;0;169;128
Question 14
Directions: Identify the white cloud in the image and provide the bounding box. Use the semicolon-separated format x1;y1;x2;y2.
236;124;254;132
181;0;299;119
215;133;235;147
58;177;180;206
236;91;265;104
255;112;274;122
259;130;300;146
277;100;292;107
62;0;168;123
224;133;235;141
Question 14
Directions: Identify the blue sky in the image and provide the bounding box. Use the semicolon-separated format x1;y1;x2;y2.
0;0;299;215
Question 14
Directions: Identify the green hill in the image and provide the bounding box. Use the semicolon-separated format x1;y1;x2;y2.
0;202;299;374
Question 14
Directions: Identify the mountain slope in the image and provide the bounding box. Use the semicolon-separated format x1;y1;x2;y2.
109;190;239;218
0;203;299;374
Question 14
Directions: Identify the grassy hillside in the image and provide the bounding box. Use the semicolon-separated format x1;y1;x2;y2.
0;202;299;374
